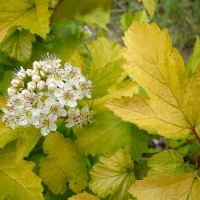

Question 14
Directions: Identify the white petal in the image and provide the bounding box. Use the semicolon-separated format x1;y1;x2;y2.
56;80;65;88
45;98;54;106
54;88;63;97
59;109;67;116
50;123;57;131
67;100;77;107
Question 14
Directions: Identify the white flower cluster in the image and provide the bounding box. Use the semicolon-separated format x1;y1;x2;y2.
2;53;93;136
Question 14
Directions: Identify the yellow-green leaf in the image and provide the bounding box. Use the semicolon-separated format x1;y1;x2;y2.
138;0;158;18
52;35;80;65
147;149;194;178
0;0;50;41
0;29;36;62
89;59;125;99
74;109;149;161
68;192;100;200
0;121;21;148
0;96;5;110
15;125;41;163
186;36;200;76
75;7;110;31
129;173;200;200
39;132;88;195
120;10;149;32
51;0;112;23
68;50;90;74
106;21;200;140
0;71;13;96
87;37;123;71
0;141;44;200
79;79;139;110
89;148;135;200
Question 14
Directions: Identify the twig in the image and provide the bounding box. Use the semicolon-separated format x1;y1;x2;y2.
47;34;58;41
173;138;196;150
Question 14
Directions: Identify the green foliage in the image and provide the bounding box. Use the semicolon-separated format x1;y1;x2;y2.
147;149;194;178
0;29;36;62
0;141;44;200
120;10;149;32
0;0;50;41
89;148;135;200
39;132;88;195
1;1;200;199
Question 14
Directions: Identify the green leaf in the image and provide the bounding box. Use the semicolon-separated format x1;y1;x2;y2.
0;121;20;149
39;132;88;195
0;71;13;96
75;8;110;31
89;148;135;200
0;95;5;109
74;109;149;161
0;0;50;42
186;36;200;76
187;140;199;155
44;190;75;200
87;37;123;71
138;0;158;18
0;141;44;200
52;35;80;65
0;29;36;62
79;79;139;110
24;42;49;69
51;0;112;23
68;192;100;200
147;149;194;178
15;125;41;163
120;10;149;32
89;59;125;99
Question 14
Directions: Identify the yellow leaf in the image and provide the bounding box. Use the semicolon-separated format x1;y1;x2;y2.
89;148;135;200
0;0;50;41
68;50;90;74
138;0;158;18
87;37;123;71
69;191;100;200
129;173;200;200
106;21;200;140
0;141;44;200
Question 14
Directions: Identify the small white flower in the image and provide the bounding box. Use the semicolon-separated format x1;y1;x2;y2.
27;81;37;91
39;116;57;136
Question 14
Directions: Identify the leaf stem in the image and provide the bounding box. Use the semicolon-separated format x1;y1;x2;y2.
173;138;196;150
47;34;58;41
192;127;200;144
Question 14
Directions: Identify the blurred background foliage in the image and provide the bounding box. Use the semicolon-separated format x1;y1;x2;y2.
0;0;199;96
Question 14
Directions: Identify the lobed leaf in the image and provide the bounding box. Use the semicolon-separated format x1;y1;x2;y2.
39;132;88;195
120;10;149;32
0;29;36;62
0;0;50;41
106;21;200;140
75;7;110;31
74;109;149;161
89;148;135;200
68;191;100;200
0;141;44;200
147;149;194;178
138;0;158;18
129;173;200;200
0;95;5;110
186;36;200;76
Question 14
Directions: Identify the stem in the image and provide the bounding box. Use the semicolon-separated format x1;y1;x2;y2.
47;34;58;41
173;138;196;150
192;127;200;144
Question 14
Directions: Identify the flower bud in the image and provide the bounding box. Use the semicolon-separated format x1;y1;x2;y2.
11;79;22;88
21;89;30;96
26;69;33;77
27;81;37;91
37;81;46;90
17;71;27;81
40;70;47;79
33;61;42;70
44;65;53;74
32;75;41;83
48;82;57;92
7;87;18;95
32;69;39;76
